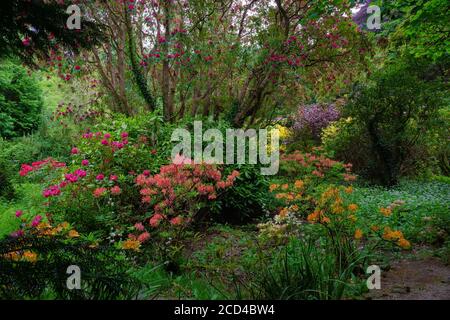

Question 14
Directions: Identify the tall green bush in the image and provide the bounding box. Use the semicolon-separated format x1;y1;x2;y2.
328;59;444;186
0;60;43;139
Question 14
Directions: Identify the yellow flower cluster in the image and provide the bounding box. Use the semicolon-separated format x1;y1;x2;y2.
3;250;38;263
379;207;392;217
121;239;141;251
382;227;411;249
380;200;406;217
35;221;75;238
22;250;38;263
354;229;363;239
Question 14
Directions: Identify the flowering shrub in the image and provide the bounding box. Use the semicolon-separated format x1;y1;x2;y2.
279;148;356;191
263;179;412;251
51;100;103;126
7;210;82;249
0;215;141;299
293;103;340;140
18;124;242;255
19;157;66;178
18;129;160;234
136;157;240;228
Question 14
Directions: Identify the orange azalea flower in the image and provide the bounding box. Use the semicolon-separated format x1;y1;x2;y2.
279;208;289;217
397;238;411;249
380;207;392;217
383;228;403;241
307;211;319;222
68;230;80;238
294;180;304;189
3;251;21;261
121;239;141;251
281;184;289;190
291;204;299;211
331;204;344;214
321;188;338;202
41;228;58;236
321;216;331;224
344;186;353;194
269;184;279;192
348;204;358;212
391;230;403;240
382;227;393;240
37;222;51;230
354;229;363;239
22;250;38;263
275;193;286;199
370;225;380;232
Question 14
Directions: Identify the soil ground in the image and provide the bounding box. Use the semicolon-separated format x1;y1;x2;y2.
367;256;450;300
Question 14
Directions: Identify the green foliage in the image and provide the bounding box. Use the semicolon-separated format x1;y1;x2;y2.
0;235;141;300
234;238;364;300
342;59;445;186
345;180;450;245
0;0;103;63
384;0;450;60
210;164;271;224
0;183;46;239
0;60;43;138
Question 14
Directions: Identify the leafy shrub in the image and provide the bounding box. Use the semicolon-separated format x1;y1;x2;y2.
0;59;43;138
0;166;14;199
0;214;141;300
278;148;356;192
0;236;141;300
0;143;15;199
211;164;272;224
337;59;445;186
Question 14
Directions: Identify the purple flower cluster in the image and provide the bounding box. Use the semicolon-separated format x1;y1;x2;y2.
293;103;340;139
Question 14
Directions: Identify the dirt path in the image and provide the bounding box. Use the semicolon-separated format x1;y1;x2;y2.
367;257;450;300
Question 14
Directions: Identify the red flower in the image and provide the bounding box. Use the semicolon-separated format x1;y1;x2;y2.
170;216;183;226
31;215;42;227
22;37;31;46
149;214;165;227
93;187;107;198
134;223;145;231
137;232;151;243
111;186;121;195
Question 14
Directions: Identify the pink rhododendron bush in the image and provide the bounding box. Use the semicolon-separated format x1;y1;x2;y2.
17;130;240;252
